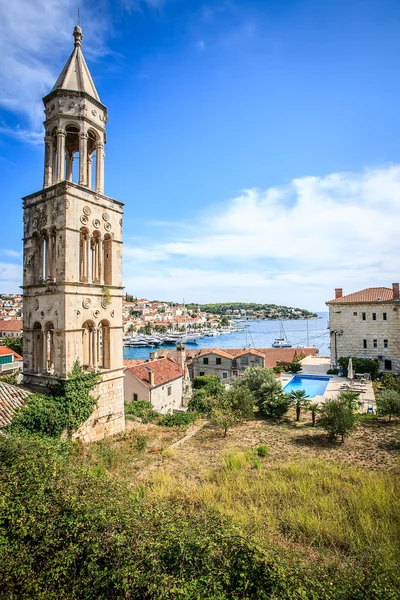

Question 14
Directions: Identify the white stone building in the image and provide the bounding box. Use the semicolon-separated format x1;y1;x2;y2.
124;358;184;414
22;26;125;441
326;284;400;373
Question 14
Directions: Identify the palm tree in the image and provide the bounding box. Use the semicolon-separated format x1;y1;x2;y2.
287;389;310;421
308;402;320;427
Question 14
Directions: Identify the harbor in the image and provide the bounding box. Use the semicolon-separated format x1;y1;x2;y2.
123;312;329;360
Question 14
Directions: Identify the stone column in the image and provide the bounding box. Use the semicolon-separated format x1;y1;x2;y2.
42;331;48;373
46;235;52;280
88;329;93;368
84;235;90;282
79;132;88;186
43;136;53;187
39;237;45;282
95;239;99;282
87;156;93;189
97;329;101;368
92;329;98;369
51;234;57;280
95;142;104;193
56;129;66;181
66;154;74;181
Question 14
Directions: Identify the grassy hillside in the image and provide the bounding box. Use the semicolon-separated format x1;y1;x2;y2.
1;412;399;599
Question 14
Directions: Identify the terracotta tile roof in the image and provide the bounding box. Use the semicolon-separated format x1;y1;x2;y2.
196;348;234;360
0;382;31;428
127;358;184;388
327;287;394;304
193;347;317;368
0;320;22;331
154;347;317;370
123;359;146;368
0;346;23;361
235;349;265;359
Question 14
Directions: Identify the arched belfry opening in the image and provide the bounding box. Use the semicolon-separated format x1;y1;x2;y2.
65;125;80;183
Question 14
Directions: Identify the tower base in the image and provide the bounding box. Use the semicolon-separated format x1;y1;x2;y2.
74;370;125;442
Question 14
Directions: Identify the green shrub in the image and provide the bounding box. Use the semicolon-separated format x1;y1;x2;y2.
124;400;160;423
275;360;302;374
161;412;192;427
338;357;380;380
133;434;148;452
327;368;339;375
0;371;18;385
376;389;400;422
9;361;99;438
0;435;297;600
319;398;357;442
256;444;269;457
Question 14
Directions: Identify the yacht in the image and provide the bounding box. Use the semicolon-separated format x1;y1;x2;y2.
272;322;292;348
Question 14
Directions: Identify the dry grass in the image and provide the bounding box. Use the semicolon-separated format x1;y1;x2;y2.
75;413;400;570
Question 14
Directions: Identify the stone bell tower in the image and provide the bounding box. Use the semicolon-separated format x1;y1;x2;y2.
22;26;125;441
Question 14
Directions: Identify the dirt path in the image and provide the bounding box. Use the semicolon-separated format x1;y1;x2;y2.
169;420;210;449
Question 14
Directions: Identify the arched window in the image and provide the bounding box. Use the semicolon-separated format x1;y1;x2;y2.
39;231;48;281
82;320;97;369
51;127;57;184
79;228;90;282
87;130;98;190
65;125;80;184
33;322;43;373
99;320;111;369
44;322;55;374
91;231;101;283
103;234;112;285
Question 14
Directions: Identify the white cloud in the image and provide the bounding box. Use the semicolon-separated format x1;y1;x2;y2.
1;249;22;259
123;166;400;309
0;0;163;140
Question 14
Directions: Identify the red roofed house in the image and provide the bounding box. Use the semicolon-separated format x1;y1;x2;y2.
191;349;235;381
0;346;23;376
326;283;400;373
124;358;184;414
233;349;265;374
0;320;23;340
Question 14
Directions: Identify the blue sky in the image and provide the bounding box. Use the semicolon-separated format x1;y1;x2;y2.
1;0;400;310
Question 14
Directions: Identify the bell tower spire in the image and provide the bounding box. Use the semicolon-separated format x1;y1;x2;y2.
22;26;125;442
42;25;106;191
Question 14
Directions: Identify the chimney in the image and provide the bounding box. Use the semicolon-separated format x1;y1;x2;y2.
146;367;154;386
335;288;343;299
149;351;156;361
176;343;186;370
393;283;399;300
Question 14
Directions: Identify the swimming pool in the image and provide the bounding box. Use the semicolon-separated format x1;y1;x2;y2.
283;375;331;398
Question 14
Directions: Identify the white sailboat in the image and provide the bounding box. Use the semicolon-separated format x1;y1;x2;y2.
272;322;292;348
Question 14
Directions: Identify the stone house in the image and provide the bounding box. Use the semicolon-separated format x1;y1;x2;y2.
124;358;184;414
233;349;265;374
191;349;234;381
326;284;400;373
0;320;23;340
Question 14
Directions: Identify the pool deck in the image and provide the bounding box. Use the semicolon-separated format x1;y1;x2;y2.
279;355;375;412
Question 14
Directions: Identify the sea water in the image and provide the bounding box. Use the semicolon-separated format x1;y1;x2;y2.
123;311;329;361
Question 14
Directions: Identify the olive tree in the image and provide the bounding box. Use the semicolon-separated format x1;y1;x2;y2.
376;389;400;422
318;398;357;443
